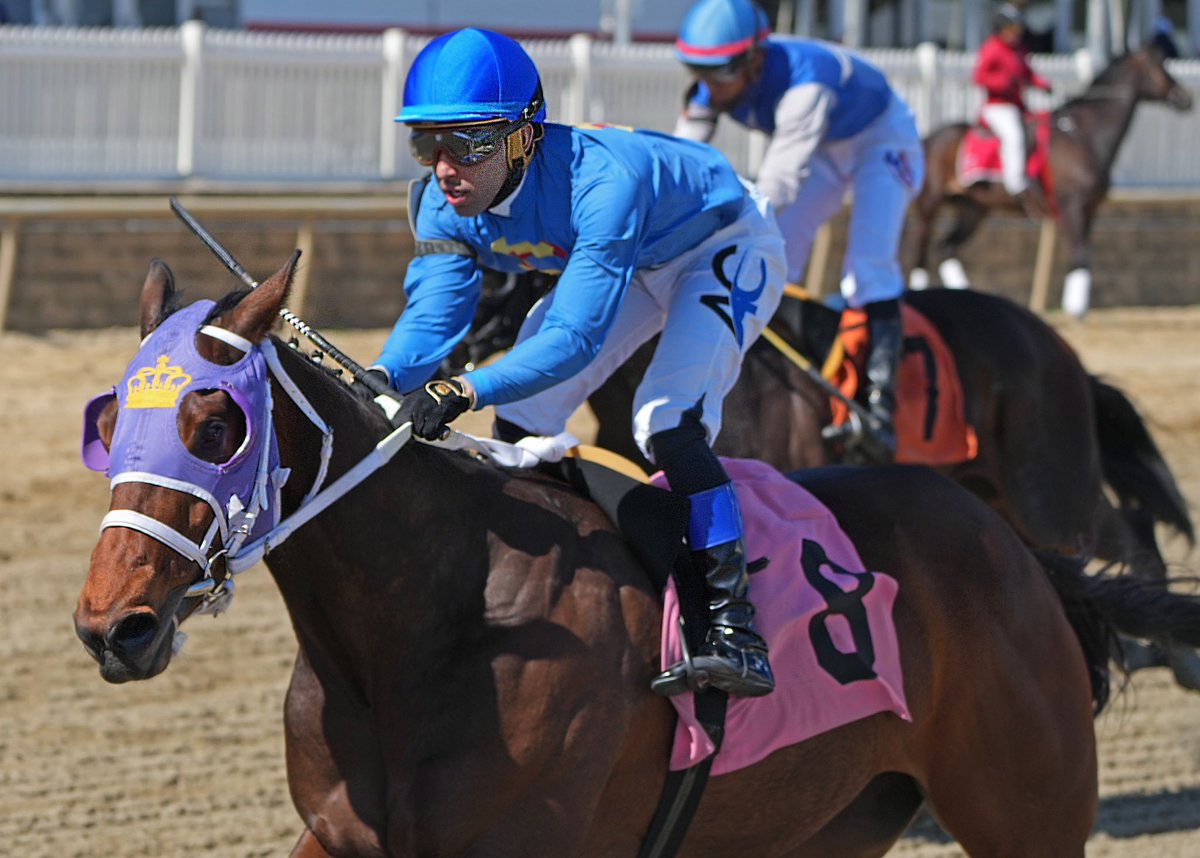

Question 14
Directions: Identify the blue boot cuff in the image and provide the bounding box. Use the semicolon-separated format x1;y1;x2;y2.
687;483;743;549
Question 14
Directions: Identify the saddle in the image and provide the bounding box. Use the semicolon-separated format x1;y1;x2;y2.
957;111;1052;195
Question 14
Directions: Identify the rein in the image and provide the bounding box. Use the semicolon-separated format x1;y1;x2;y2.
758;288;877;429
98;322;577;619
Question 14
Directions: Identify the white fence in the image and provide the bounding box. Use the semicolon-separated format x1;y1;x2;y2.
3;21;1200;188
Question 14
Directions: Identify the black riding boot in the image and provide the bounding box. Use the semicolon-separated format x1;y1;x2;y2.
858;298;903;464
677;526;775;697
646;419;775;698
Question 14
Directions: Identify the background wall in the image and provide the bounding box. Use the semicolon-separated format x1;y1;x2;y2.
5;195;1197;333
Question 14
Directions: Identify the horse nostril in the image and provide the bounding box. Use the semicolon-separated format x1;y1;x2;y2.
105;612;160;655
75;622;106;663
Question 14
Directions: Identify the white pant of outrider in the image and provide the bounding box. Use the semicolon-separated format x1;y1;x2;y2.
980;102;1028;196
496;187;787;460
772;93;925;309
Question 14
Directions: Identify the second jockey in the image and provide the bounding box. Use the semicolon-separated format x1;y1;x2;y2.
674;0;925;464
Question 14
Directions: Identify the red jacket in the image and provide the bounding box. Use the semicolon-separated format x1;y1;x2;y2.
973;35;1050;109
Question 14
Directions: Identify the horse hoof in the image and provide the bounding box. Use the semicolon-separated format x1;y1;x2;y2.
937;258;970;289
1167;645;1200;692
1118;638;1167;672
1062;269;1091;319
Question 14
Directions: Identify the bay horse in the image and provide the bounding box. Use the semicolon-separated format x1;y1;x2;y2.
906;42;1192;314
466;281;1198;686
74;255;1200;856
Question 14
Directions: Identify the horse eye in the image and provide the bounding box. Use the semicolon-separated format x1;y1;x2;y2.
199;420;226;449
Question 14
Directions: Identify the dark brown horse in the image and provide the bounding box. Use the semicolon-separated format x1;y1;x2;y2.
906;43;1192;313
74;256;1200;856
466;282;1198;685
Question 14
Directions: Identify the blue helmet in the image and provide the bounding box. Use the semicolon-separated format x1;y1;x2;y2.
396;28;546;125
676;0;770;68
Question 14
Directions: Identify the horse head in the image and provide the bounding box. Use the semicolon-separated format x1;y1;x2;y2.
1134;42;1193;110
74;254;300;682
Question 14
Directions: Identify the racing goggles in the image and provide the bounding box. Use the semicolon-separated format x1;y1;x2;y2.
409;84;545;167
686;53;752;85
409;122;514;167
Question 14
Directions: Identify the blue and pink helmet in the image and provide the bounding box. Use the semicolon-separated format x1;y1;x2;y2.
676;0;770;69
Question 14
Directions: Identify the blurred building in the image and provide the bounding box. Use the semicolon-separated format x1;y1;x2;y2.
1;0;1198;58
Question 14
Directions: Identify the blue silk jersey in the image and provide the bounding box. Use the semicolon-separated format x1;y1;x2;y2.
692;37;892;139
377;123;749;406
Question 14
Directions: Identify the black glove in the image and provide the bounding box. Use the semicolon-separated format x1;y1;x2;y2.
396;378;473;440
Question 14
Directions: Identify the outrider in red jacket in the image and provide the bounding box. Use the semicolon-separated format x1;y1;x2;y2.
972;34;1050;110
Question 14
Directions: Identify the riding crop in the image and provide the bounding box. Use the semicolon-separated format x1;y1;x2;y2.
169;197;392;398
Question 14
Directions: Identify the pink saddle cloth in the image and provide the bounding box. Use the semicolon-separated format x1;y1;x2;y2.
651;458;910;776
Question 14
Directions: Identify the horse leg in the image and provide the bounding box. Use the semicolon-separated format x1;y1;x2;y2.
917;625;1097;856
933;199;987;288
1093;494;1200;691
1058;197;1094;318
905;190;942;290
290;830;333;857
791;772;925;857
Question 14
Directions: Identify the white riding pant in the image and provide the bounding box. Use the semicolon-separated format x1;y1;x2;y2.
980;102;1028;195
772;94;924;308
496;188;786;461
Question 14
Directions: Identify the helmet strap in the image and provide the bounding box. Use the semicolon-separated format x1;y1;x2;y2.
746;46;766;84
490;123;543;209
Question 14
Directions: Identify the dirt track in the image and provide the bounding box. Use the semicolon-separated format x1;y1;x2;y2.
2;307;1198;857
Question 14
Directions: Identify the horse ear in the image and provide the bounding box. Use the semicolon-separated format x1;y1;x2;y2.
216;250;300;345
139;258;176;340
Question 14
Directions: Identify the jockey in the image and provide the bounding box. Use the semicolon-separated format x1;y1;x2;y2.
369;27;787;699
674;0;924;464
972;3;1053;216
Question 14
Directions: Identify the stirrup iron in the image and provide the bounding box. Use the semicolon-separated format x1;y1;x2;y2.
651;615;711;697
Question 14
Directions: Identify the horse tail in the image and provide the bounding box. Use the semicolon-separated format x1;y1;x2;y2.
1090;375;1195;544
1038;550;1200;715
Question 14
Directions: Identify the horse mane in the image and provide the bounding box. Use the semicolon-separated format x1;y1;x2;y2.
204;286;254;323
269;331;392;430
1056;52;1135;113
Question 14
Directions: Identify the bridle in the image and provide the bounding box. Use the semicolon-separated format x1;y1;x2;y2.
85;309;411;620
84;293;576;626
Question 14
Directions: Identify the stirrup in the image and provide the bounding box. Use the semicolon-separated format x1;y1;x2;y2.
651;616;707;697
823;416;895;465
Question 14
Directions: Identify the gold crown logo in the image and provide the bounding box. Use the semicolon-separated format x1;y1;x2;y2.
126;355;192;409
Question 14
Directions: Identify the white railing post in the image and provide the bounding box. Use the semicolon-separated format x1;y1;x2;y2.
915;41;939;136
568;33;594;125
177;20;205;178
380;28;407;179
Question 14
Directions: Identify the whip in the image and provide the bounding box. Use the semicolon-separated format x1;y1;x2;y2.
169;197;391;398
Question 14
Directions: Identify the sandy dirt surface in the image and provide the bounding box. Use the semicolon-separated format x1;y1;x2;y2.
2;307;1198;857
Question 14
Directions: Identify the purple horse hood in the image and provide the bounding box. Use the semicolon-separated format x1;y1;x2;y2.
83;300;282;547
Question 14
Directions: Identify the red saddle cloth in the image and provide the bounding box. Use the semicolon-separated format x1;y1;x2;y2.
957;111;1051;190
830;305;978;466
